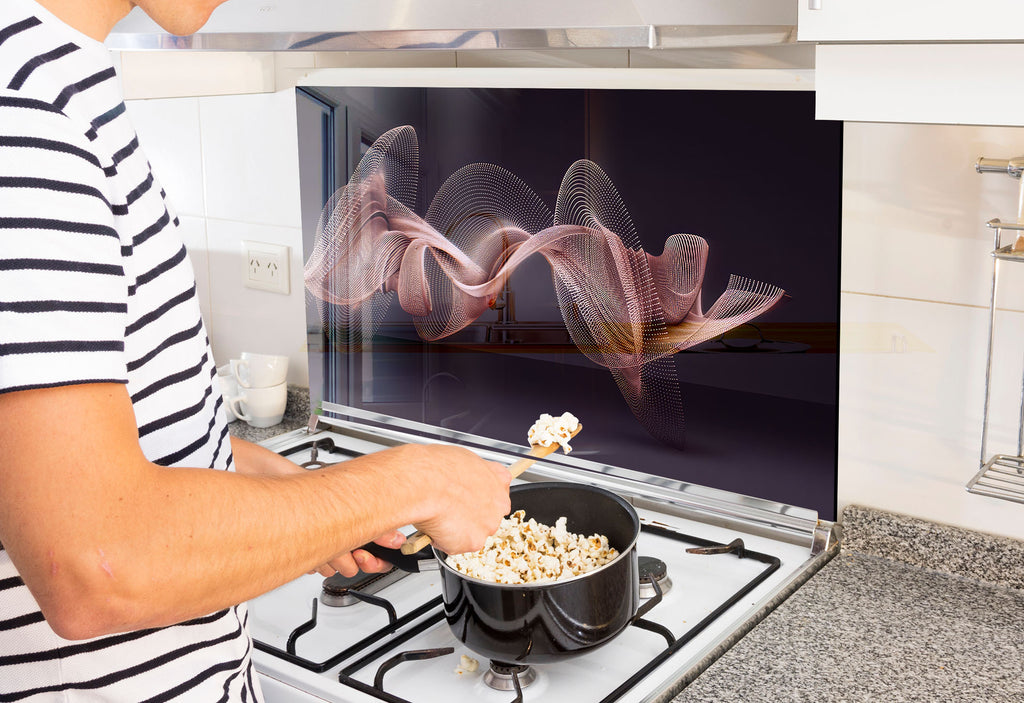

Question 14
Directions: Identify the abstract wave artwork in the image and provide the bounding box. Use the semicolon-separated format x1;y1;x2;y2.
304;126;785;447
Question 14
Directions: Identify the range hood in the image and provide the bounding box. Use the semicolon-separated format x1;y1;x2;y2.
106;0;797;52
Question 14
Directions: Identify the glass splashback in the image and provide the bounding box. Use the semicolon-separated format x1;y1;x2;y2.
297;86;841;519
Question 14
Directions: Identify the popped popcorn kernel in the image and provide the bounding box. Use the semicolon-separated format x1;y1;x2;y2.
445;510;618;584
527;412;579;453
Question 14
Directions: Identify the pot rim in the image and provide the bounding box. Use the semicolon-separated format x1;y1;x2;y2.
434;482;640;589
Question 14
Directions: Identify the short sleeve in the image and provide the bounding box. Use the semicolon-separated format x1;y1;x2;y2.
0;93;128;394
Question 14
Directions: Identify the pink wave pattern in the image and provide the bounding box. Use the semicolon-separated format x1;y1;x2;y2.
305;126;784;447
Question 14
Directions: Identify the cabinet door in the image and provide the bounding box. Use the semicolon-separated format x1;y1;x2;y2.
799;0;1024;42
814;43;1024;126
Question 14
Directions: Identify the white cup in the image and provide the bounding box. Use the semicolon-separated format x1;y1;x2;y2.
232;352;288;389
216;364;240;421
227;382;288;428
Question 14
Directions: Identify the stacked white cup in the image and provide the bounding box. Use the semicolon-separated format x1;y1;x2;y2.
221;352;289;428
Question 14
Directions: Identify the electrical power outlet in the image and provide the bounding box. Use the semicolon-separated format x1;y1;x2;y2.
242;241;290;294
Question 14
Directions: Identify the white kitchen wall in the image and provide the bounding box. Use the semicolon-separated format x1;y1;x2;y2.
121;58;1024;540
124;90;310;386
841;122;1024;540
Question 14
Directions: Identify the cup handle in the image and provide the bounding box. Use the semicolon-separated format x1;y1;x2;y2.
233;360;251;389
226;395;251;422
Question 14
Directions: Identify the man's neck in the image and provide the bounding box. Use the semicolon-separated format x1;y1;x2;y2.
34;0;134;42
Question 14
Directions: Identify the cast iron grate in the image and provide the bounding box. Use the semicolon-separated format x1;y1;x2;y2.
253;524;781;703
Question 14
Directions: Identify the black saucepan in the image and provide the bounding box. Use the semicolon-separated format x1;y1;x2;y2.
363;482;659;664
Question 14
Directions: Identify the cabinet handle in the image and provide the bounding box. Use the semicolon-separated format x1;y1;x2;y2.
809;0;822;9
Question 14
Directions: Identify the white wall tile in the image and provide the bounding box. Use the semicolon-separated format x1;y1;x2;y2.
276;52;317;69
839;292;1024;540
842;122;1024;309
275;52;458;90
175;216;213;334
198;91;303;228
205;219;308;386
120;52;275;100
125;97;205;217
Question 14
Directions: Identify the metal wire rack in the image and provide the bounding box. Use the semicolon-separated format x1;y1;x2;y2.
967;454;1024;505
971;155;1024;505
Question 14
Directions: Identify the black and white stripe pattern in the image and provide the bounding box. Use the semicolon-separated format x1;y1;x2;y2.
0;0;257;699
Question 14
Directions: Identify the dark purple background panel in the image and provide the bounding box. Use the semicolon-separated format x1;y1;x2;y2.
301;87;841;519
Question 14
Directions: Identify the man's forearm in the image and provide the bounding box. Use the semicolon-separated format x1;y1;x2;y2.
9;443;429;638
230;434;406;578
85;447;427;635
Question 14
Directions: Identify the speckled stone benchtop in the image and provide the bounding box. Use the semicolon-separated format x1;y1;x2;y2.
670;505;1024;702
840;504;1024;591
227;385;310;444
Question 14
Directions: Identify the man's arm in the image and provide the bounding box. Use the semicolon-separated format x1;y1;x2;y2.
230;435;403;577
0;383;510;640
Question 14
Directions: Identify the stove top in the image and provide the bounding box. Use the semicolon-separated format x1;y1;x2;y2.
249;419;837;703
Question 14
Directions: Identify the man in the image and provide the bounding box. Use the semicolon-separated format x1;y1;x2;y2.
0;0;512;699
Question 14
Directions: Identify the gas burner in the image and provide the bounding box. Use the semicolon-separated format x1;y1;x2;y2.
638;555;673;599
301;439;339;469
483;661;538;691
276;436;363;469
320;568;407;607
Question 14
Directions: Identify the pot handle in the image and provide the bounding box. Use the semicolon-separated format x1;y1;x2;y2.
359;542;438;573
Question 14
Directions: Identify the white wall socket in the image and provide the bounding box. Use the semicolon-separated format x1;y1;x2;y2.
242;241;290;294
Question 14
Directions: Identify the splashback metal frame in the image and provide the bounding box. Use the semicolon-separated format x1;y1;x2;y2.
294;406;834;554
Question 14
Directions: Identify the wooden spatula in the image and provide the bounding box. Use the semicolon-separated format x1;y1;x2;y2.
399;423;582;555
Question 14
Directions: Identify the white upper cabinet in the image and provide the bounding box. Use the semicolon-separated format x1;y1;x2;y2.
800;2;1024;125
798;0;1024;42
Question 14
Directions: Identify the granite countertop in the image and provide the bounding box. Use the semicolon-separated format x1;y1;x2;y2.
227;385;310;443
672;505;1024;702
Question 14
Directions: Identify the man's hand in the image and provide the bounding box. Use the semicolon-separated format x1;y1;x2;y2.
230;437;512;563
395;444;512;556
315;529;406;578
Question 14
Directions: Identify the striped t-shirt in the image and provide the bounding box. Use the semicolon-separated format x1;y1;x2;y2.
0;0;261;700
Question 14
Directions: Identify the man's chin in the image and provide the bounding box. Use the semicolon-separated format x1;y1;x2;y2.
137;1;222;37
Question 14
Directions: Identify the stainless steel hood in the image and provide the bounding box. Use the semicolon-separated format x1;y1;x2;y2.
106;0;797;52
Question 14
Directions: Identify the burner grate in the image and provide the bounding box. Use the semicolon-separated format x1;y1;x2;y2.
596;527;780;703
252;524;781;702
253;595;442;675
321;568;409;609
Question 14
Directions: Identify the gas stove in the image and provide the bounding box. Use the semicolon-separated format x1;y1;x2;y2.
248;416;837;703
